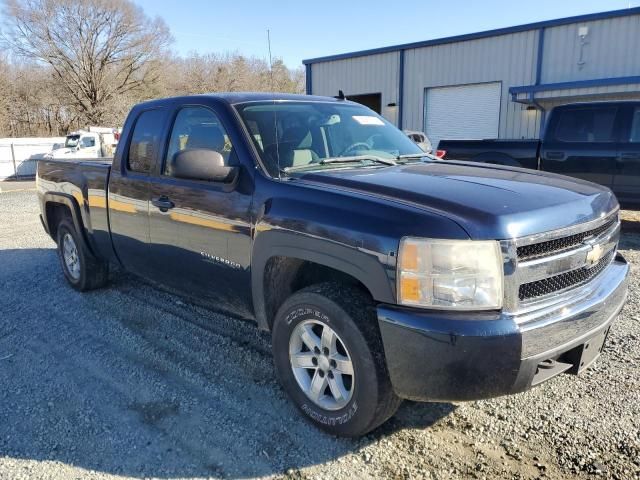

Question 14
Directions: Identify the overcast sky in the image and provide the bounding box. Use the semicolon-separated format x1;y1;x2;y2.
135;0;637;68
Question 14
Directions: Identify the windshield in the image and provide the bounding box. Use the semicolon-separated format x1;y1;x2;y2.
235;101;425;177
64;135;80;148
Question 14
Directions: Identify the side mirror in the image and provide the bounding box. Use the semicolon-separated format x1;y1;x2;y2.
172;149;238;183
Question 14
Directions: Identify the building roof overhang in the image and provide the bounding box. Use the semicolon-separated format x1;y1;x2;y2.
510;76;640;104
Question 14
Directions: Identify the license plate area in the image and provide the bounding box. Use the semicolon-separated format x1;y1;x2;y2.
561;327;610;375
531;326;611;385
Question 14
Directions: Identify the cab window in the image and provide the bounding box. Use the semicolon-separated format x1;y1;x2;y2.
127;109;168;174
164;106;233;177
553;107;617;143
80;136;96;148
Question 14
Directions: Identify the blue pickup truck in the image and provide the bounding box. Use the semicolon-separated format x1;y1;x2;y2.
36;93;629;436
439;101;640;208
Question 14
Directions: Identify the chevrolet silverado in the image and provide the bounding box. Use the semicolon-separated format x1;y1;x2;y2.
37;93;629;436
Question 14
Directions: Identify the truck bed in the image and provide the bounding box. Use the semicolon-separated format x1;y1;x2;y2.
37;157;113;261
437;139;540;169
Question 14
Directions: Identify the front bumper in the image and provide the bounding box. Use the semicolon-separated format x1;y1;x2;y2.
377;255;629;402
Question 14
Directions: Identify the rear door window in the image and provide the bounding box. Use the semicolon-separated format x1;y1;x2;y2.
127;109;168;173
553;107;617;143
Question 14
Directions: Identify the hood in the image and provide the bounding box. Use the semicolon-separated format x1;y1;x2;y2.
296;161;618;240
50;148;77;158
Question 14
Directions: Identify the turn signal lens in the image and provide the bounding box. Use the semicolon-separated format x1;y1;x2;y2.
400;242;419;271
400;276;420;302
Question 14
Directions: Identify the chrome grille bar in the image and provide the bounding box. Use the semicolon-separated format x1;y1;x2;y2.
516;217;617;262
516;222;620;284
502;209;620;316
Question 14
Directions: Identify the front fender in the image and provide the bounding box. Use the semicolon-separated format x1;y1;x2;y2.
251;229;396;330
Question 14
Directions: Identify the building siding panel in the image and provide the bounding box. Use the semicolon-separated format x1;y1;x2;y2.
310;52;400;123
308;10;640;141
542;15;640;84
403;30;541;139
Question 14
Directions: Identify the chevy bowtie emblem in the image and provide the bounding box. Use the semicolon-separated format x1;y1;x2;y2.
585;243;604;268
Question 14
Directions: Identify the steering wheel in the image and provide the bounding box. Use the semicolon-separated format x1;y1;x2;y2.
340;142;372;156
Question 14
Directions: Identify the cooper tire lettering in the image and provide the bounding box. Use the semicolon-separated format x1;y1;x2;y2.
286;307;330;325
302;402;358;426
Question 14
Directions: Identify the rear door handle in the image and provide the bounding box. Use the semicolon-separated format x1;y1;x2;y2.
152;196;175;212
545;151;566;160
619;153;640;160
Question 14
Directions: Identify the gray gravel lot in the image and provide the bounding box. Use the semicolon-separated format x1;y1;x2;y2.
0;188;639;480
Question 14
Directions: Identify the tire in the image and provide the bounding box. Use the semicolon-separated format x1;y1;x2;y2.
272;282;401;437
56;218;108;291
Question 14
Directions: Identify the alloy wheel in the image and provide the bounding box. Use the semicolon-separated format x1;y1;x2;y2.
289;319;355;411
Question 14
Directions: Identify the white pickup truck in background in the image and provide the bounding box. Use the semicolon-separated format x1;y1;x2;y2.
47;126;120;160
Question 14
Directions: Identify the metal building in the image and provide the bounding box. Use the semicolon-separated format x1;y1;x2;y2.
303;7;640;147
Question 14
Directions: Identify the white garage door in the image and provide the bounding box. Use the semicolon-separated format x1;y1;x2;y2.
424;82;502;149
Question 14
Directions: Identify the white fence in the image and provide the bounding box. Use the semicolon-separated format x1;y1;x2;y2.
0;137;65;180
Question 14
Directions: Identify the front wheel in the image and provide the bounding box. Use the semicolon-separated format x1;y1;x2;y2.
272;283;401;437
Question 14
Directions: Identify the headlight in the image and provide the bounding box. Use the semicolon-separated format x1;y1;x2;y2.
397;238;503;310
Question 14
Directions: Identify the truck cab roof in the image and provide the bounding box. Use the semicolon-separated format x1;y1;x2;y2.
554;100;640;109
134;93;348;110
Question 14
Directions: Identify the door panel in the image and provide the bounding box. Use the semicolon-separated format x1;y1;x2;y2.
108;172;151;277
614;106;640;206
109;108;169;278
147;105;253;316
541;106;619;189
148;178;252;310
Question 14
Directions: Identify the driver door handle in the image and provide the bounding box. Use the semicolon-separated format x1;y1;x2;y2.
152;196;175;212
545;151;566;160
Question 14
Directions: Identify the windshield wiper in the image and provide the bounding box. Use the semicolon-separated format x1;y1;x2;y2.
320;155;397;166
396;153;440;162
283;155;396;173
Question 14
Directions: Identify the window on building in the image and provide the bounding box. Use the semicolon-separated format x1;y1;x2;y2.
347;93;382;114
127;109;168;174
554;107;617;143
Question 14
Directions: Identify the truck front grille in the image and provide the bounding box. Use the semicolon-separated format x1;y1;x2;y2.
518;250;614;301
503;211;620;312
516;218;617;262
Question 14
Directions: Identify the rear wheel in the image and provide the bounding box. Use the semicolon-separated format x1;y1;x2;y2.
272;282;401;437
56;219;108;291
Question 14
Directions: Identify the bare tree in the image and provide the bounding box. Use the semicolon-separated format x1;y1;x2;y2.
164;52;306;96
0;0;305;137
1;0;172;125
0;59;76;137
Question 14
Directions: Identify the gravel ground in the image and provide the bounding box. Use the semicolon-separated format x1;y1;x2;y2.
0;188;638;480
